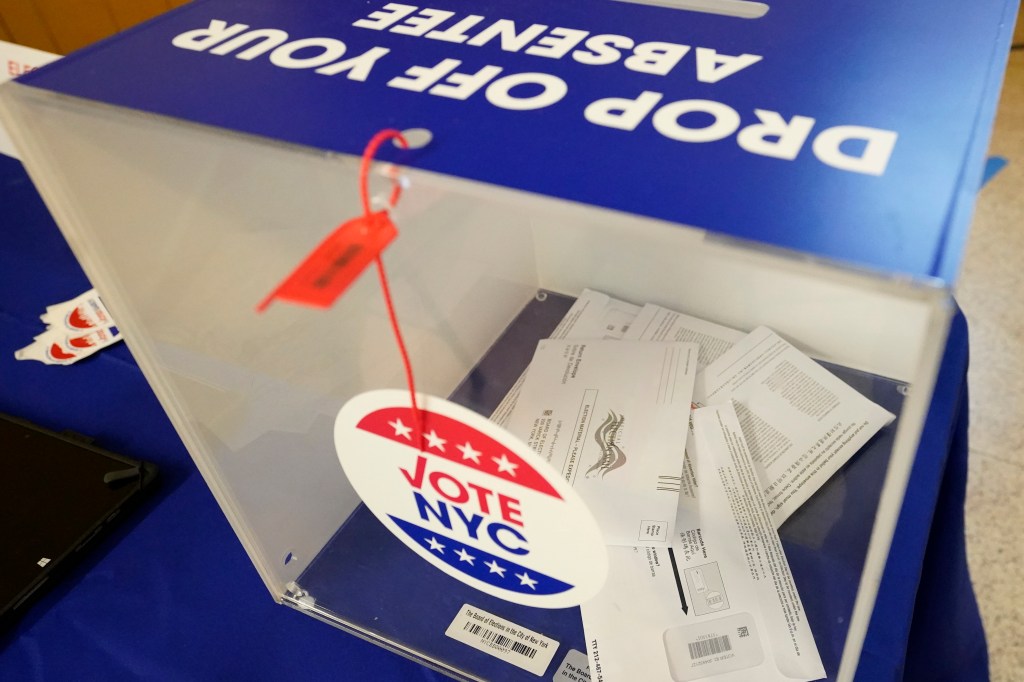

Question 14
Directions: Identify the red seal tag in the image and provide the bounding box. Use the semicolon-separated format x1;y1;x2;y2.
257;210;396;311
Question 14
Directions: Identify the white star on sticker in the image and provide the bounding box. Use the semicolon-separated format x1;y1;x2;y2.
388;418;412;440
424;429;447;452
516;571;538;590
492;453;519;477
485;559;506;577
426;536;445;553
457;441;482;464
455;548;476;565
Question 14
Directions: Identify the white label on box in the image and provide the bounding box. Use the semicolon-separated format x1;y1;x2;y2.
663;612;765;680
554;648;592;682
445;603;559;676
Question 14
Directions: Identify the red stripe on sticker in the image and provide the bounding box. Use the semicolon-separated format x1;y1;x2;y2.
357;407;562;500
69;334;97;349
48;343;77;360
67;306;96;330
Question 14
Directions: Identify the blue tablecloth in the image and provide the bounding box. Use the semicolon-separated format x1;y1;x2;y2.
0;153;986;681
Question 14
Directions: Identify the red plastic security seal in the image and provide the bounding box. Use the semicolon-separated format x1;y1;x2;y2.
256;211;397;311
257;130;408;311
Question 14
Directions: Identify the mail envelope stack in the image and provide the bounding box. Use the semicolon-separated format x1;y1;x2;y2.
501;289;895;682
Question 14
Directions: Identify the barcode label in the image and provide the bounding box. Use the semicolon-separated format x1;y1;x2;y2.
446;604;558;675
688;635;732;660
665;614;763;678
462;622;539;659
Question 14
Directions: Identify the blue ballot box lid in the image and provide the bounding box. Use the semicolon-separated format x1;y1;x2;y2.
15;0;1017;282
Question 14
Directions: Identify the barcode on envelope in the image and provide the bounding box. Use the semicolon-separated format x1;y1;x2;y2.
688;634;732;660
463;622;538;659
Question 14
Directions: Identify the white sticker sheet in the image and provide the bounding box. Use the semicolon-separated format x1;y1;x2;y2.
581;402;825;682
506;339;697;546
14;288;122;365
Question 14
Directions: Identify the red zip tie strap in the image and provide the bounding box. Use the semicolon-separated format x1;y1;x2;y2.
258;129;422;449
363;130;423;450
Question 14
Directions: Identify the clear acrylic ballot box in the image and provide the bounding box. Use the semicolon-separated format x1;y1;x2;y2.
0;0;1016;679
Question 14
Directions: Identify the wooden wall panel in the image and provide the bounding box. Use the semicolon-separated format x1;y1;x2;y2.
0;2;59;53
0;0;188;54
33;0;118;53
106;0;171;31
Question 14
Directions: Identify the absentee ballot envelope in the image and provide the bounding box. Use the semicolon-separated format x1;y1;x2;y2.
505;340;696;546
581;402;825;682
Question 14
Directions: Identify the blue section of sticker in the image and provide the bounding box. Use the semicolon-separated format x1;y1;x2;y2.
389;515;574;596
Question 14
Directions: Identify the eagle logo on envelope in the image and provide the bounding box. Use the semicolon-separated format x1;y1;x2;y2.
335;390;608;608
587;410;627;478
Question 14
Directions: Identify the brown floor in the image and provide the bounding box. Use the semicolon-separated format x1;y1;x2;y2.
957;19;1024;682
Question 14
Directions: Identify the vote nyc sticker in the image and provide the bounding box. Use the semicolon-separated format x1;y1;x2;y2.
335;390;608;608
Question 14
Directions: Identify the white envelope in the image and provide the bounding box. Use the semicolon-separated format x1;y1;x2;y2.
506;339;697;546
581;402;825;682
491;289;640;427
623;302;747;505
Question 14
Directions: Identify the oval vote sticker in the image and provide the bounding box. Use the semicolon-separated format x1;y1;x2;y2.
335;390;608;608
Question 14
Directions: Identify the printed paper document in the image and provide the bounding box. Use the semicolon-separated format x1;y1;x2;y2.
695;326;895;525
625;303;746;371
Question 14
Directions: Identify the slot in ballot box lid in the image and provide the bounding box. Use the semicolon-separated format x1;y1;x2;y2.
3;0;1018;282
